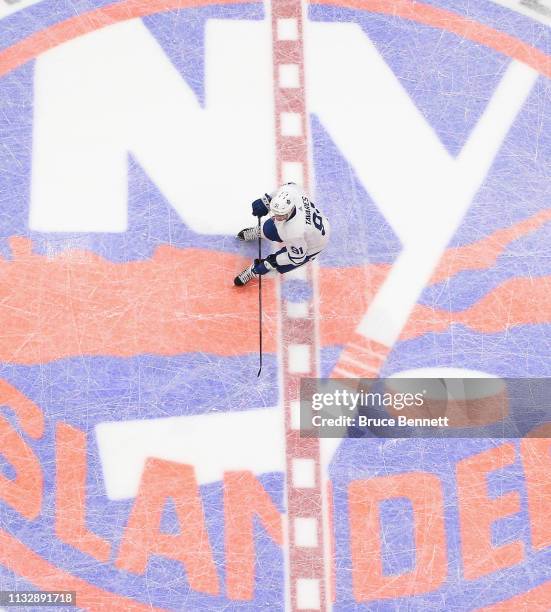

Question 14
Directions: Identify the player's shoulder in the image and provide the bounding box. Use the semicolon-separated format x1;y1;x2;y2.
279;208;305;240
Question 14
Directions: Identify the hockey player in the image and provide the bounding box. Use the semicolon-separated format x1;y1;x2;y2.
234;183;330;286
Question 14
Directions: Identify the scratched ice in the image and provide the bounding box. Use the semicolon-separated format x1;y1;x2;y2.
0;0;550;610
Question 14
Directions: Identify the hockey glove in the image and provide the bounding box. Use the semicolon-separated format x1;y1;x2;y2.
253;254;278;275
251;194;271;217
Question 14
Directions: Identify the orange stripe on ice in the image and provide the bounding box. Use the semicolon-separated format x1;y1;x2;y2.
0;238;278;363
0;528;166;612
431;208;551;285
0;237;386;363
0;206;549;364
0;0;255;78
403;276;551;340
400;209;551;340
317;0;551;80
322;208;551;347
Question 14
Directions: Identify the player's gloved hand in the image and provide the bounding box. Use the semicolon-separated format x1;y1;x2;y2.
251;194;271;217
253;254;277;275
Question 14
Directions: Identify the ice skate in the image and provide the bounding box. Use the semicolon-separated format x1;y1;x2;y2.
237;225;261;241
234;263;259;286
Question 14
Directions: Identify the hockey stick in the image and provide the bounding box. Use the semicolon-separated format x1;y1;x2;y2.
257;216;263;377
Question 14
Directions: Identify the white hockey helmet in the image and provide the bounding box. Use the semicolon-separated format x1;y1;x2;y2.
270;186;298;221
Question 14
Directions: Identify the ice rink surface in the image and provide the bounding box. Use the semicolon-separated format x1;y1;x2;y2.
0;0;550;609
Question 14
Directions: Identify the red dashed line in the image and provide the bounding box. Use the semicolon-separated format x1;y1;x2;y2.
270;1;328;609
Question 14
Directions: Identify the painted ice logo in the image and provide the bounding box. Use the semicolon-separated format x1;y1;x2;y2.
0;0;550;610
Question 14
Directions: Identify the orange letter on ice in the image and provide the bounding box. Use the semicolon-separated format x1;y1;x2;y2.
0;380;44;520
224;471;282;600
55;423;111;561
521;427;551;551
457;444;524;579
349;471;447;601
116;458;219;595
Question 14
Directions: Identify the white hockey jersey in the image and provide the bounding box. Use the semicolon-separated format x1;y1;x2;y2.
267;184;330;267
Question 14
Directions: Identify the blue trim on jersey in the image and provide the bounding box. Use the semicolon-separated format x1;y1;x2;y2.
262;218;283;242
276;252;320;274
288;252;306;263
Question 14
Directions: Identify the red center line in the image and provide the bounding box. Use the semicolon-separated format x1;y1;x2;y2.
269;1;327;610
0;1;549;610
